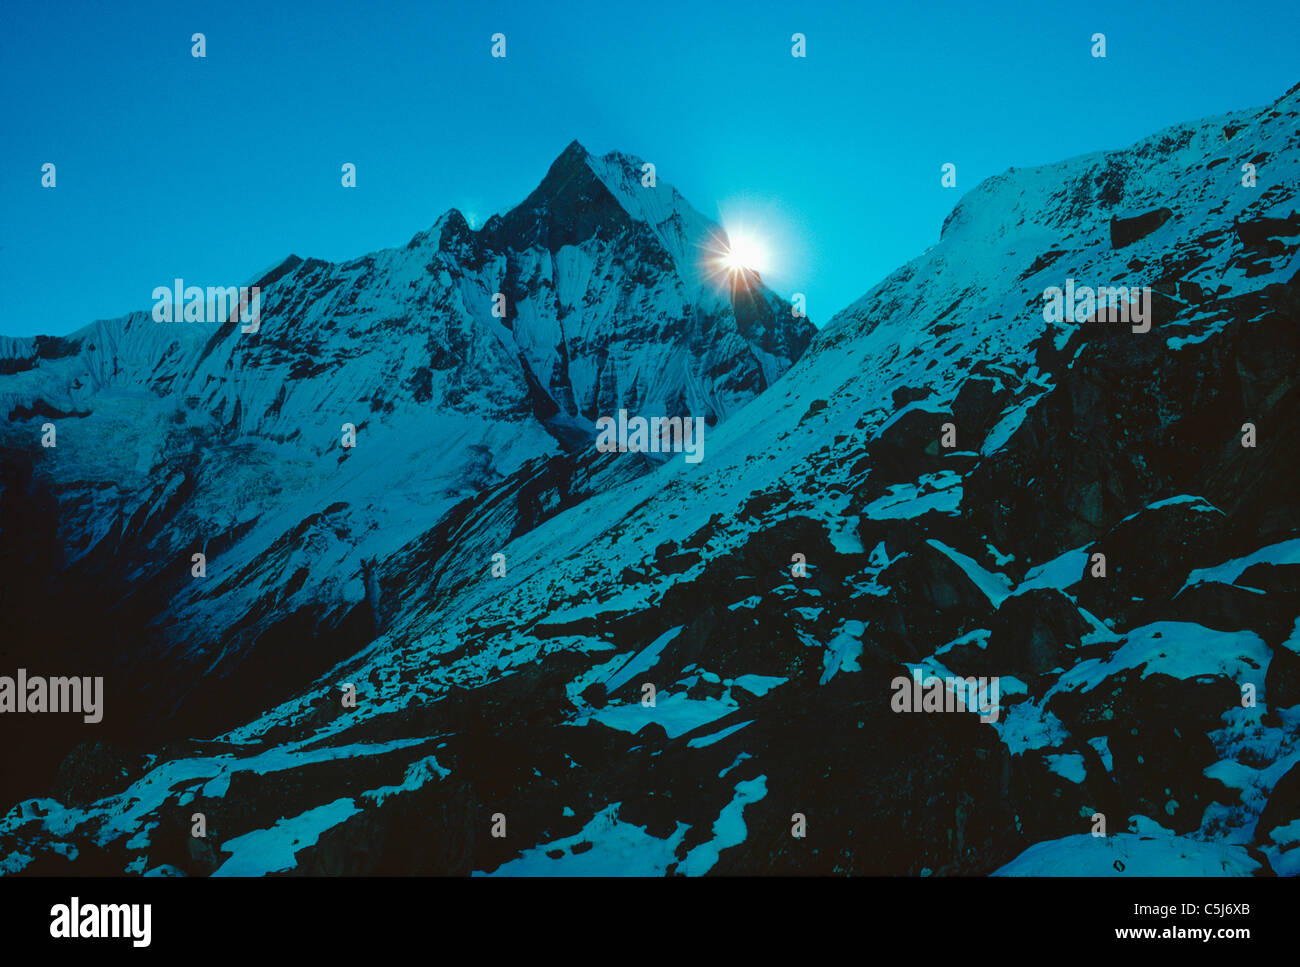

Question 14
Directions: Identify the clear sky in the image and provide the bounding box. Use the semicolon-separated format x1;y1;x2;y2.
2;0;1296;336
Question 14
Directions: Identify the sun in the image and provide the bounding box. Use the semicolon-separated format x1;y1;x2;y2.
721;232;769;273
704;225;773;288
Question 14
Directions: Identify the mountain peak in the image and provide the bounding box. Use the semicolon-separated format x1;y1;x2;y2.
493;140;723;301
559;138;590;159
530;139;597;194
497;141;642;254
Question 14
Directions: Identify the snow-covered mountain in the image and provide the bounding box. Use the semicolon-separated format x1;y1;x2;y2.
2;84;1298;877
0;141;813;797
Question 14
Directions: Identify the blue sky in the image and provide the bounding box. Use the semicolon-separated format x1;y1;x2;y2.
2;0;1296;336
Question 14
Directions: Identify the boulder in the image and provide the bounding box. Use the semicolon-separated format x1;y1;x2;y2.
1110;207;1174;248
987;588;1091;680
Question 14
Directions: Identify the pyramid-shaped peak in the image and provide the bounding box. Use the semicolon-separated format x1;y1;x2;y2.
487;139;726;298
559;138;589;158
529;140;657;208
527;140;598;197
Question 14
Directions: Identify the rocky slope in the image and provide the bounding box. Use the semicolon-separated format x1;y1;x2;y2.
1;85;1298;876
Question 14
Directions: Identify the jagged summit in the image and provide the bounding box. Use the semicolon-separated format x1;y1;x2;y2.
406;141;728;299
497;141;635;251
